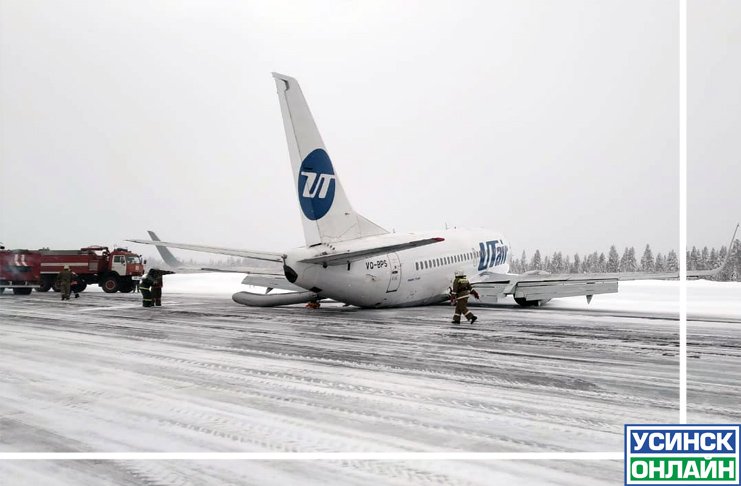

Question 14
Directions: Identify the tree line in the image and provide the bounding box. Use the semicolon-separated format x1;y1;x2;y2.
509;239;741;281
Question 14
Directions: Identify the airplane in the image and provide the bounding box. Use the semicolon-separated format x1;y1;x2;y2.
129;73;738;309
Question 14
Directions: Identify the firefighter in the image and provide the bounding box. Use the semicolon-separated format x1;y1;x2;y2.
151;269;173;306
139;270;154;307
450;270;479;324
55;265;79;300
305;298;321;309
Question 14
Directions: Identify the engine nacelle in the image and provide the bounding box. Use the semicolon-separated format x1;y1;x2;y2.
232;290;318;307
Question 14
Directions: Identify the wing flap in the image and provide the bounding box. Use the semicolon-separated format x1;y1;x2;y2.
298;237;444;265
513;279;618;300
239;273;305;292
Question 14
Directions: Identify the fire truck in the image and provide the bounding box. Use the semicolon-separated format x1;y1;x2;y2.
38;246;145;293
0;249;41;295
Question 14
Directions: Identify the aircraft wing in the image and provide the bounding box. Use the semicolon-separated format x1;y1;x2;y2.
127;239;284;263
472;272;619;302
473;224;738;303
298;237;445;266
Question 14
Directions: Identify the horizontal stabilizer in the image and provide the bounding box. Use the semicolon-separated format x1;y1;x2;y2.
127;239;284;263
147;230;182;268
299;237;444;266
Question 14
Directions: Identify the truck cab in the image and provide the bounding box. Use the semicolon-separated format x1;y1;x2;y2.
100;248;145;293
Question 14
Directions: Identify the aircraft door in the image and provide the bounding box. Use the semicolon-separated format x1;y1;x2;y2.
386;253;401;292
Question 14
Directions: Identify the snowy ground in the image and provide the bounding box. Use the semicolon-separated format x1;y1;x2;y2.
0;276;739;485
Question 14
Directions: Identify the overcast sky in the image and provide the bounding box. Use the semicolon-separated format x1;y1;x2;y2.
0;0;728;261
688;0;741;250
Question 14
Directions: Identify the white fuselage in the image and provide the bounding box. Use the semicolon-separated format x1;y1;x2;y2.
283;228;510;308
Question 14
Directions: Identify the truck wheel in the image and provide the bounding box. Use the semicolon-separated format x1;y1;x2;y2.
37;279;52;292
101;276;120;293
13;288;33;295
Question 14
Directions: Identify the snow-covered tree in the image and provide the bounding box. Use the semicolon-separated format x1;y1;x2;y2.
620;247;637;272
688;246;699;271
519;250;527;272
607;245;619;272
551;251;564;273
640;244;655;272
666;250;679;272
655;252;665;272
700;246;710;271
530;250;542;271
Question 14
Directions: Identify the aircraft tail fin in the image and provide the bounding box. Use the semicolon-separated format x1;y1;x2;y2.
147;230;182;269
272;73;388;246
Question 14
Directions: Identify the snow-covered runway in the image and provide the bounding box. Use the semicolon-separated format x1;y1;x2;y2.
1;277;738;485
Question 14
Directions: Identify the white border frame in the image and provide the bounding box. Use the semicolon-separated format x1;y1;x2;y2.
0;0;688;463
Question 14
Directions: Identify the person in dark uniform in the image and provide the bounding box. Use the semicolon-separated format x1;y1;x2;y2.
55;265;79;300
450;270;479;324
145;269;173;307
152;271;163;306
139;270;154;307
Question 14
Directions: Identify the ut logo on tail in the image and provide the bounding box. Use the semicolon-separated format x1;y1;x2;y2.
300;172;336;199
298;148;336;220
478;240;508;271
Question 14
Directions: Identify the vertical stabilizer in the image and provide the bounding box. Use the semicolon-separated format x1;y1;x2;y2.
272;73;388;246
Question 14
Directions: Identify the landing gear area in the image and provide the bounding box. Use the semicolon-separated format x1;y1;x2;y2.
514;297;551;307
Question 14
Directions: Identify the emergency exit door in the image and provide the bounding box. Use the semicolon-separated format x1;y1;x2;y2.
386;253;401;292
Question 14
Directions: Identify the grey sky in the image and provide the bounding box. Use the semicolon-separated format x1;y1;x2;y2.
689;0;741;250
1;1;686;260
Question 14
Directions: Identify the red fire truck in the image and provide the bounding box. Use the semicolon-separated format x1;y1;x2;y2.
38;246;145;293
0;249;41;295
